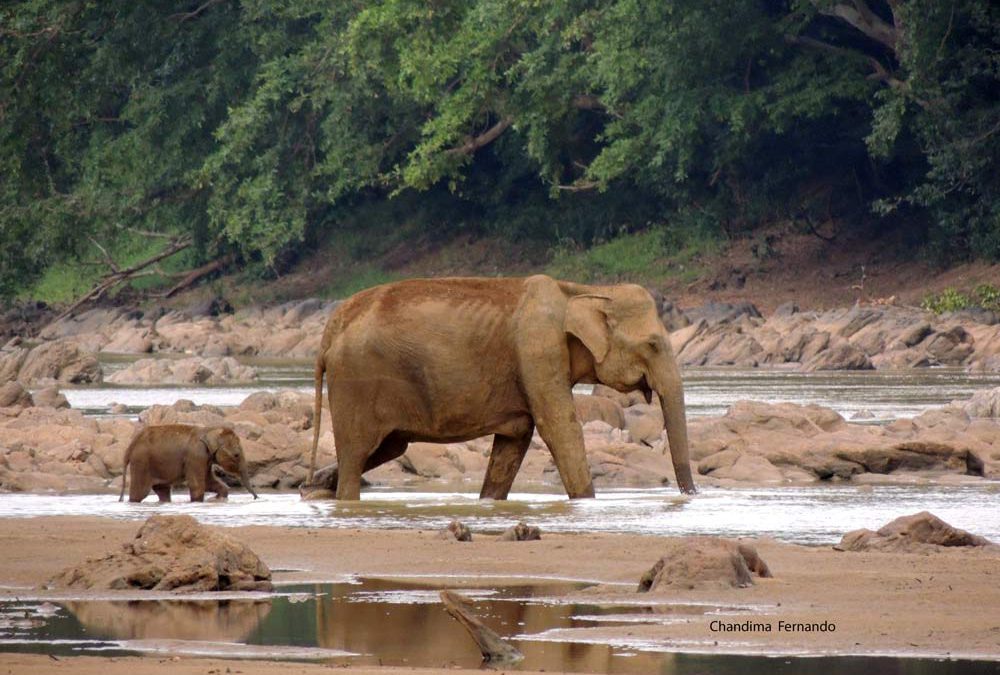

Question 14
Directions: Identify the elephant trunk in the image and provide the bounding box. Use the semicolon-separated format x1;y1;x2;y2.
240;460;258;500
652;357;696;495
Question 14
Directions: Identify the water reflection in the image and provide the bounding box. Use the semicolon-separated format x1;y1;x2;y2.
3;580;997;674
63;598;270;642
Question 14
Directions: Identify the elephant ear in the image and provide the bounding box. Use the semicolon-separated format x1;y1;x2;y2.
565;294;612;363
200;427;224;455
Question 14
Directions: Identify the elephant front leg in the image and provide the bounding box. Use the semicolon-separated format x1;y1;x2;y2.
206;466;230;500
480;429;533;500
185;462;208;502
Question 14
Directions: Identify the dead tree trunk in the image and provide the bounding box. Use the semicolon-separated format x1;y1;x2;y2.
439;590;523;664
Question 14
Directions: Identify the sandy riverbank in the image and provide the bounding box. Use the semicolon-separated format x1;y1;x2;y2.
1;515;999;674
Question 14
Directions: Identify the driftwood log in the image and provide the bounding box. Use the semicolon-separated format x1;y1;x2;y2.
439;590;523;664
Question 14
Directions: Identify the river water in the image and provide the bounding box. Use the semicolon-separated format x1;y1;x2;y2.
63;357;1000;422
17;357;1000;544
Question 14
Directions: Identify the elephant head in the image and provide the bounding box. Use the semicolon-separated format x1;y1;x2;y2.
565;285;696;494
202;427;258;499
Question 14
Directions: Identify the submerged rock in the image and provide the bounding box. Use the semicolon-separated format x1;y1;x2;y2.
638;538;772;591
835;511;995;553
46;514;272;592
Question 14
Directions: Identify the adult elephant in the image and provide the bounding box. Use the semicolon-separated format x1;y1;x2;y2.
307;275;695;500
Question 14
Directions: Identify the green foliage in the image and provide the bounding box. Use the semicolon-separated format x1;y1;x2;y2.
921;289;972;314
2;0;999;301
921;285;1000;314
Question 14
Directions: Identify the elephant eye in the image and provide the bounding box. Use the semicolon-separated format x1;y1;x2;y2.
647;338;661;353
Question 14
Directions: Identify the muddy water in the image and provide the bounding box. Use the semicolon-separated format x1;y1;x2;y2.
2;484;998;545
62;356;1000;421
1;579;996;673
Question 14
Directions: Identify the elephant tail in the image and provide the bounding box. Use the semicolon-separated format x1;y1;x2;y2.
118;437;135;502
307;354;325;484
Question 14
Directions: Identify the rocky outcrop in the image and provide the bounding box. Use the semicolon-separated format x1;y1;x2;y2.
107;356;257;385
668;302;1000;371
0;381;32;408
689;400;1000;483
0;339;101;385
835;512;995;553
46;514;272;591
637;538;772;591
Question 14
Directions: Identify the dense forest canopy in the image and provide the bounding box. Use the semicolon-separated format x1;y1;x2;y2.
1;0;998;300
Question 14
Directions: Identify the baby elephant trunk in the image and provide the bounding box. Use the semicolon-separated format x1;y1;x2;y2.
239;460;258;499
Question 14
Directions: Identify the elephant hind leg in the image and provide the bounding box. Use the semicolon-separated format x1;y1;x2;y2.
128;470;153;503
480;427;534;500
152;484;172;502
334;432;404;500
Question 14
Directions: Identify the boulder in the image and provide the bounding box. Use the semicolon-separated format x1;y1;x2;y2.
591;384;647;409
107;356;257;385
835;511;994;553
958;387;1000;418
573;394;626;429
15;340;102;384
32;386;70;409
0;381;33;408
45;514;272;591
801;341;873;371
623;404;664;446
637;538;772;591
440;520;472;542
685;301;762;326
0;346;28;384
499;522;541;541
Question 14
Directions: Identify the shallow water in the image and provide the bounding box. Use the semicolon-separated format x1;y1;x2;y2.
62;356;1000;422
2;579;997;672
3;484;998;546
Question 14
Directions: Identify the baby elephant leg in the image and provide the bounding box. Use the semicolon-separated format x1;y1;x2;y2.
152;484;172;502
206;466;230;500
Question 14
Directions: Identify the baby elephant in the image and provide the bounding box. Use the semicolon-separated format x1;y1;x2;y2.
119;424;258;503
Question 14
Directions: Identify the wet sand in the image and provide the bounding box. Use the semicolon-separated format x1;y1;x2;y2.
1;515;999;673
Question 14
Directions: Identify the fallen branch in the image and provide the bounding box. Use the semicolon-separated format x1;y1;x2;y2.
439;590;523;664
46;235;192;327
162;252;235;298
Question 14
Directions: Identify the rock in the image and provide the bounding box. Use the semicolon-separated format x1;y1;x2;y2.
623;404;663;446
851;409;876;420
32;386;69;409
0;346;28;384
573;394;626;429
16;340;102;384
801;341;873;371
498;522;541;541
698;451;784;483
107;356;257;385
685;302;762;326
440;520;472;542
591;384;647;409
958;387;1000;417
0;381;33;408
45;515;272;591
923;326;975;365
896;321;933;348
772;301;799;317
637;538;772;591
835;511;994;553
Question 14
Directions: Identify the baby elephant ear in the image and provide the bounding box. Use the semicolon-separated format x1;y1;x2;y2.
565;294;612;362
200;427;223;452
